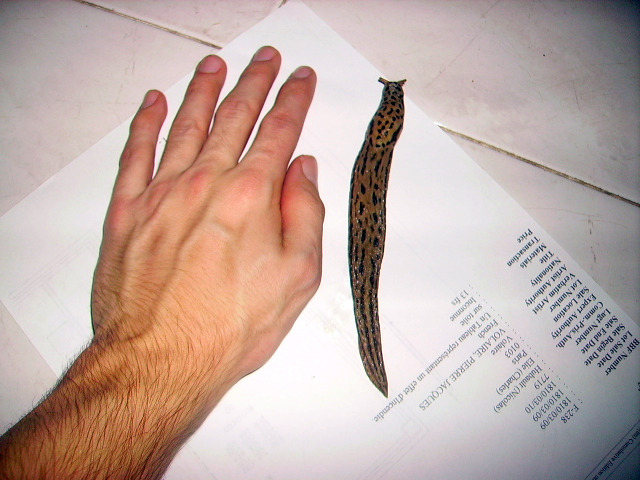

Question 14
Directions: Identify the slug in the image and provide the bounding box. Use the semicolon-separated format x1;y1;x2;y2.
348;77;406;397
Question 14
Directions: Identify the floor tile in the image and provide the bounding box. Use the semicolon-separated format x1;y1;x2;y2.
0;301;55;429
303;0;640;204
447;135;640;321
0;0;213;216
90;0;281;47
85;1;640;203
0;3;638;476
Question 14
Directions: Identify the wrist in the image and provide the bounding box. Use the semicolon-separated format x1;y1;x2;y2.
81;328;236;417
90;308;243;396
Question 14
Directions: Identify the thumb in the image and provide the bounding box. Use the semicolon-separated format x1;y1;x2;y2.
281;155;325;270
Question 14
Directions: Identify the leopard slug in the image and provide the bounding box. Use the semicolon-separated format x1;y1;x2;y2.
348;77;406;397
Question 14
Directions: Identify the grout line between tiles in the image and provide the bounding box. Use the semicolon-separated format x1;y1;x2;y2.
70;0;640;210
436;123;640;209
73;0;223;50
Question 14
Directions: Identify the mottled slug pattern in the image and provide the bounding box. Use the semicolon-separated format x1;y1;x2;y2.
349;78;406;397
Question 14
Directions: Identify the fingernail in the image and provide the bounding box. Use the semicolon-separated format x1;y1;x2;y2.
141;90;160;109
198;55;223;73
252;46;277;62
291;66;313;79
301;156;318;187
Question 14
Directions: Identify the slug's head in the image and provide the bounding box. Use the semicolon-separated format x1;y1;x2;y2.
372;78;406;148
378;77;406;89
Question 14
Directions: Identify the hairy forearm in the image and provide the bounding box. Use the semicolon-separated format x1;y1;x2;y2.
0;337;232;479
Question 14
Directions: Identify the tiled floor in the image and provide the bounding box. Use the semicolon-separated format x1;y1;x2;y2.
1;0;638;470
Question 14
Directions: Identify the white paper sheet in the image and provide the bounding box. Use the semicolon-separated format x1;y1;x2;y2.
1;3;638;479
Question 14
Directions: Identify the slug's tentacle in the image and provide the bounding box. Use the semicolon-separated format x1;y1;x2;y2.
348;78;406;397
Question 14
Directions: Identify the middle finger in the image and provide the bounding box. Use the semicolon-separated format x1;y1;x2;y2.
197;46;282;170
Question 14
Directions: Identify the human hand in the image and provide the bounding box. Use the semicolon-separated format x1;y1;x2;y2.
0;46;323;480
91;45;324;387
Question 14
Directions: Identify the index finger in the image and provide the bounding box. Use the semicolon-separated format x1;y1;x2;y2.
240;66;316;187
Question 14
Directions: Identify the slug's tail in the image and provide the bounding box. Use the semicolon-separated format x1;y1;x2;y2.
367;365;389;398
358;327;389;397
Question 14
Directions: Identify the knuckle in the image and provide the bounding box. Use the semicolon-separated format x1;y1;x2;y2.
143;180;174;215
240;62;276;84
119;143;145;171
119;146;134;169
311;196;326;222
184;166;216;202
283;79;311;99
262;109;300;136
232;167;271;203
104;196;134;238
209;168;271;229
292;248;322;291
170;116;208;139
184;79;212;100
129;110;152;132
216;97;257;123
